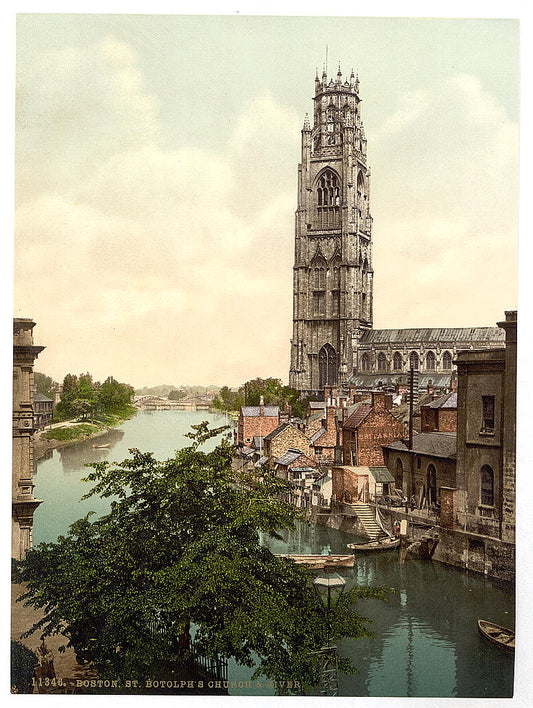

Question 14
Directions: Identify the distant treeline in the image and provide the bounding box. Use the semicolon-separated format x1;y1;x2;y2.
212;378;312;419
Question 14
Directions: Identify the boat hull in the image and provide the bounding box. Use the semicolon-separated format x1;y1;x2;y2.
347;538;400;552
275;554;354;569
478;620;515;652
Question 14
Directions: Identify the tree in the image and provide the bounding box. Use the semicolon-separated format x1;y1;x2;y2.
167;389;186;401
34;372;58;401
13;424;388;693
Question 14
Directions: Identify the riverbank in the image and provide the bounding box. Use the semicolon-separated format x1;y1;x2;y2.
34;409;137;461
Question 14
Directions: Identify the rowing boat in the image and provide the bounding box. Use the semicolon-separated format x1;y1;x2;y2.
347;537;400;552
275;554;354;569
478;620;515;652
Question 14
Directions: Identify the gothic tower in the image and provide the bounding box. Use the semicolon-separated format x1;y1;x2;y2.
289;66;373;396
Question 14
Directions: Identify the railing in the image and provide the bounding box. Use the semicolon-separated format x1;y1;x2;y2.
189;648;228;682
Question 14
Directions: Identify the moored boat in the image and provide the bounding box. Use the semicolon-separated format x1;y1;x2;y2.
347;536;400;552
478;620;515;652
275;554;355;569
92;443;110;449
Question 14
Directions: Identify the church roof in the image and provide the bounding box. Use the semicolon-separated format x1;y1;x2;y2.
347;373;452;389
359;327;504;345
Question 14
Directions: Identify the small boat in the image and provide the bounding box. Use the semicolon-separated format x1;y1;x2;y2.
275;554;355;569
478;620;515;652
92;443;110;449
347;536;400;552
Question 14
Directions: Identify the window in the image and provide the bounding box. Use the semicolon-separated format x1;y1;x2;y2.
481;395;495;433
361;353;370;371
313;292;325;316
393;352;402;371
316;169;341;229
314;266;326;289
442;351;452;370
409;351;419;370
427;464;437;507
480;465;494;506
377;352;387;371
319;344;337;388
426;351;436;370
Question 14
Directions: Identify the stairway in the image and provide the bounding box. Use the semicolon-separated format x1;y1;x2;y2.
352;503;384;541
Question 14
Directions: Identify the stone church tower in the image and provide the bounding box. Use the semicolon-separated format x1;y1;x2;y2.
289;66;373;395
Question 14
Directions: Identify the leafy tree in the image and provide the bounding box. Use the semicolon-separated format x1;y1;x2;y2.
11;641;38;694
212;385;244;412
13;424;388;693
34;372;57;400
167;389;186;401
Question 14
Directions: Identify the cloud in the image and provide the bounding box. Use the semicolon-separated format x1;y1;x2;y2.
15;36;296;387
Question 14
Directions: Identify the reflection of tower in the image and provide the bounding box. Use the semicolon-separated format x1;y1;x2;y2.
289;66;373;396
12;318;44;559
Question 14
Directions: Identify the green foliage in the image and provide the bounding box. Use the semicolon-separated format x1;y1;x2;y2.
43;423;99;441
213;378;308;418
11;640;38;694
13;424;388;693
34;372;57;400
167;389;187;401
55;373;135;422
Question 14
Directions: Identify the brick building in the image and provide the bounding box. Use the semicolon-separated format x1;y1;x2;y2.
237;403;280;448
420;391;457;433
332;465;395;504
341;391;403;466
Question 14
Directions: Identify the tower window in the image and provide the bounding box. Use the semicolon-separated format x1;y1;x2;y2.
313;266;326;289
315;169;341;229
319;344;337;389
313;292;325;316
331;290;340;315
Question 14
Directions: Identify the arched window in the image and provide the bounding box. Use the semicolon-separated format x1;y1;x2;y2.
361;353;370;371
313;266;326;290
426;351;436;370
395;458;404;491
393;352;402;371
319;344;337;389
409;351;419;370
427;464;437;507
480;465;494;506
316;169;341;229
377;352;387;371
442;351;452;370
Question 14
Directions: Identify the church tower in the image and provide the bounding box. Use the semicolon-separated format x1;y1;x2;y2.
289;66;373;396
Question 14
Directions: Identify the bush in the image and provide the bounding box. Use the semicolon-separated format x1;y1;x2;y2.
11;640;38;693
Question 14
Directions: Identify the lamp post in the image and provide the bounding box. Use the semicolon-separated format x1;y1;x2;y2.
313;566;346;696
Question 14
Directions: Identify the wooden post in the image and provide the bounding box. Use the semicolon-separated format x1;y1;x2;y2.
399;518;408;564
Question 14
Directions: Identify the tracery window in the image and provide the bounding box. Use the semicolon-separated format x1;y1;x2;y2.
361;353;370;371
426;351;436;370
319;344;337;389
316;169;341;229
409;351;420;370
442;351;452;370
393;352;402;371
313;266;326;290
377;352;387;372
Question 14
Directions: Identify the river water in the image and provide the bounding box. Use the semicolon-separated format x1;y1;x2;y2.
33;410;515;698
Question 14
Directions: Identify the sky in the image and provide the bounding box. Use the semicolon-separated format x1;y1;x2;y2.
13;12;520;390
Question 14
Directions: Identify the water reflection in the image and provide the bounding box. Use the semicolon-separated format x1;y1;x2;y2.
58;429;125;473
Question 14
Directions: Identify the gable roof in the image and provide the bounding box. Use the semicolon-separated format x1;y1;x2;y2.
425;391;458;409
263;422;292;441
342;403;372;429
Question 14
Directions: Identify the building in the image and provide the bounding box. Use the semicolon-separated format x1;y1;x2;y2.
288;68;505;397
420;391;457;433
237;402;280;448
12;319;44;559
454;311;516;549
263;423;312;467
33;390;54;429
332;465;395;505
341;391;403;466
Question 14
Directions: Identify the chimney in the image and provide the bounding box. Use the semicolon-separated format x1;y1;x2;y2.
371;391;386;411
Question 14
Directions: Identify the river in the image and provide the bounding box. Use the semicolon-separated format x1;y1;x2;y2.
33;410;515;698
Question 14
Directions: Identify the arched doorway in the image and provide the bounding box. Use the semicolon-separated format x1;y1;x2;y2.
319;343;337;389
